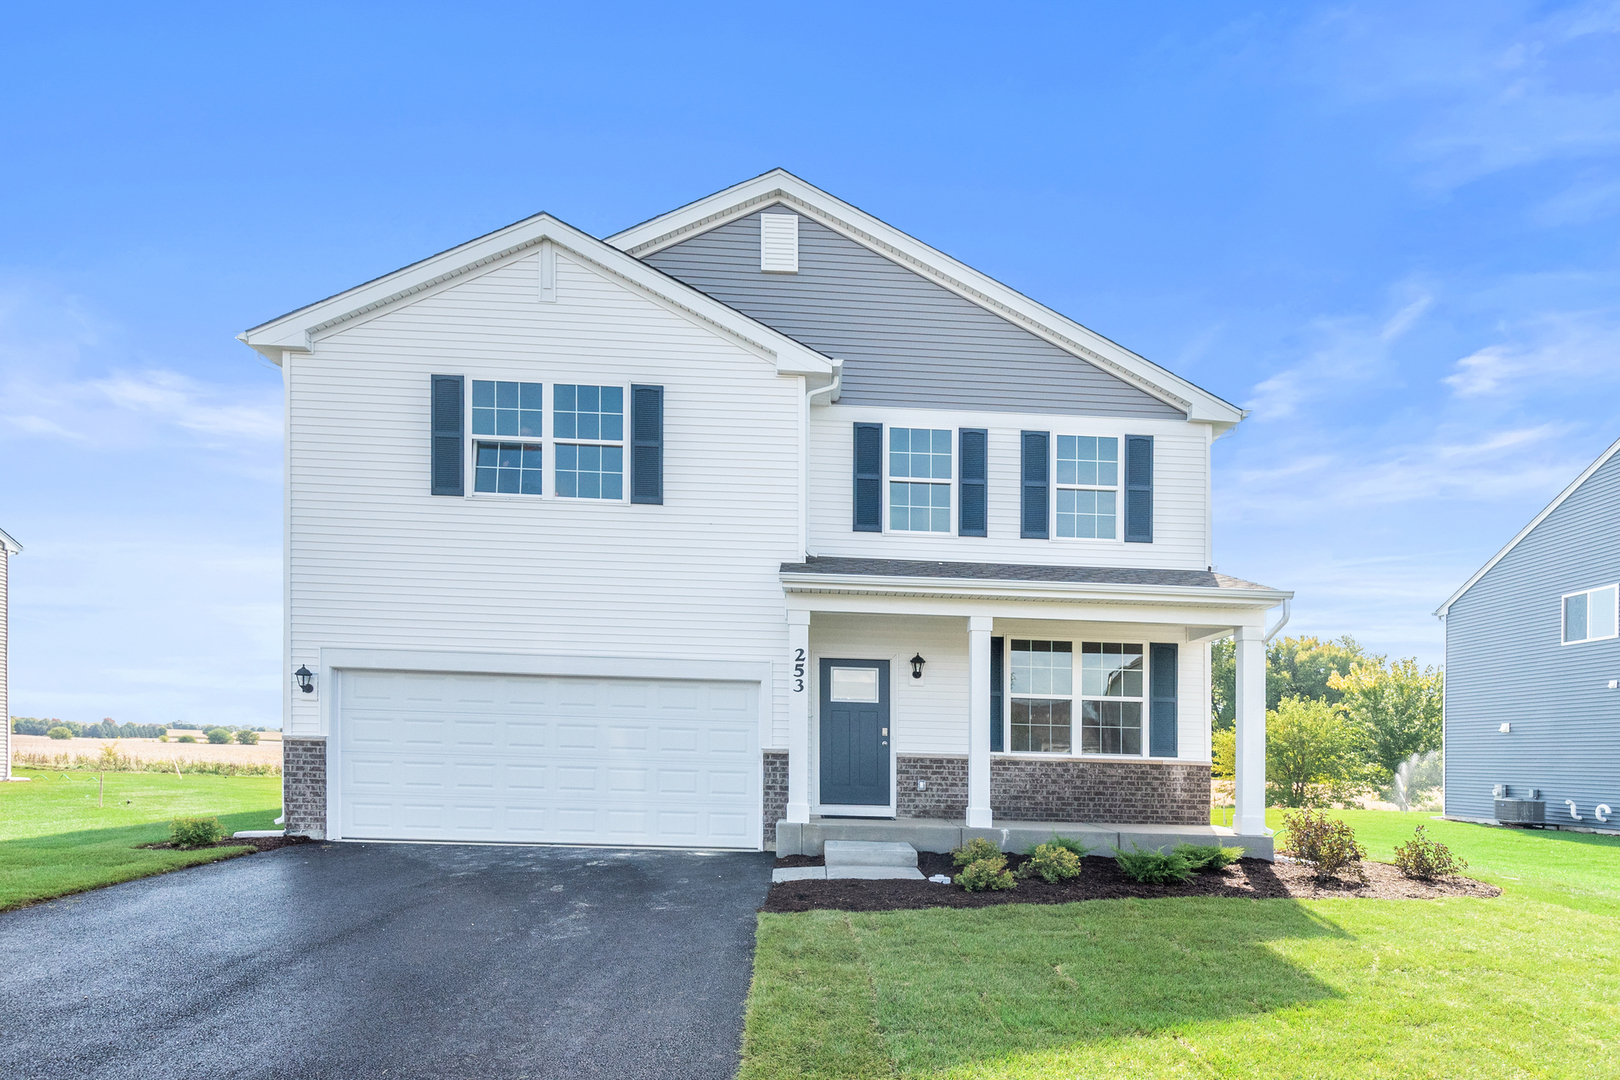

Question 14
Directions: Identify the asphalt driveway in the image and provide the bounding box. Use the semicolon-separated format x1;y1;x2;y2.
0;841;775;1080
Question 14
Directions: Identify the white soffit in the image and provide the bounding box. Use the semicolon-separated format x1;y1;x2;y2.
608;169;1245;428
1436;433;1620;618
236;212;834;378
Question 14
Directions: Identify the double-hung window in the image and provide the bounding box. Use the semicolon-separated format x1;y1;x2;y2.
1563;584;1619;644
472;380;544;494
554;384;624;500
1055;435;1119;539
889;427;952;532
1009;639;1146;755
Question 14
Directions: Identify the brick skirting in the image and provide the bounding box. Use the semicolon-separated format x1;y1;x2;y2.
897;756;969;819
991;758;1211;824
762;751;788;848
282;737;327;839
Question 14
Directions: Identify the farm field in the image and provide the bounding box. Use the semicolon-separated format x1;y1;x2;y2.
741;810;1620;1079
11;733;282;767
0;769;284;910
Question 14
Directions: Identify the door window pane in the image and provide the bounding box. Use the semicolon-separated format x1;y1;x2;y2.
830;667;879;702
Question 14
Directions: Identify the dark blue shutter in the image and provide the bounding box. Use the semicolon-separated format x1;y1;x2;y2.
853;422;882;532
990;636;1004;752
1150;642;1178;757
1020;431;1049;539
630;384;663;504
1125;435;1154;543
431;374;464;496
959;428;988;537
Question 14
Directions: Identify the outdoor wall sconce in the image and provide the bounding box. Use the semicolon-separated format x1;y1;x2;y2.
294;666;315;694
910;653;926;680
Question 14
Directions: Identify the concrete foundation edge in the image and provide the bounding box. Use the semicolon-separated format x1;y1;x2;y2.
775;819;1274;860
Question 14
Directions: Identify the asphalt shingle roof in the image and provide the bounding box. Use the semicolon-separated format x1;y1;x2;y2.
778;556;1277;592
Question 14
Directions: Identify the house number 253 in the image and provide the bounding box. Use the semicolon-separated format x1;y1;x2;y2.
792;648;806;693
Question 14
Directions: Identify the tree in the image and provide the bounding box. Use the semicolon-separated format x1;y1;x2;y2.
1329;658;1443;779
1265;696;1369;807
1211;635;1375;729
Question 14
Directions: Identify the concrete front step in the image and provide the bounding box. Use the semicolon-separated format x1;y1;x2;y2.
776;818;1275;861
770;865;930;883
824;840;918;868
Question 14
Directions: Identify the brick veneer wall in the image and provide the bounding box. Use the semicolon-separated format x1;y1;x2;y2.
762;751;788;849
282;737;327;839
896;755;969;819
991;758;1210;824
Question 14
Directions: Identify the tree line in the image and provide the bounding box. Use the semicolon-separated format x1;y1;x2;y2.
1210;635;1443;808
11;717;272;740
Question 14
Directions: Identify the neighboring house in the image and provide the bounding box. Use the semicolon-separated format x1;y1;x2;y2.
1438;435;1620;833
238;170;1289;851
0;527;19;783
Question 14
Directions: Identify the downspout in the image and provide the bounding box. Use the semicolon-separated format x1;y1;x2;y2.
806;362;842;406
1263;598;1291;645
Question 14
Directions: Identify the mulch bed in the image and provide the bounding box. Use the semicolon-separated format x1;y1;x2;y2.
762;852;1500;913
140;835;313;854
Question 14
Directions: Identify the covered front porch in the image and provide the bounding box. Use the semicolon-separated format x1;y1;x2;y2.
775;557;1288;858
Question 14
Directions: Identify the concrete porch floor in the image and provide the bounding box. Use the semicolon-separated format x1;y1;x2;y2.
775;817;1274;861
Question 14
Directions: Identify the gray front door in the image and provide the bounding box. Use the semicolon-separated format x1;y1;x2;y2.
819;659;890;806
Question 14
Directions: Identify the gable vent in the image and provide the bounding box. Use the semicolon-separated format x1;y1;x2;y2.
759;213;799;273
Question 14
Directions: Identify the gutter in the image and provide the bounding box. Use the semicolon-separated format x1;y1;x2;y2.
779;571;1292;607
806;362;842;405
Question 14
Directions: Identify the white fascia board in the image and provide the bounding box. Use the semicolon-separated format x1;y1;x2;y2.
779;570;1291;608
237;212;833;378
0;528;20;555
1436;433;1620;618
609;169;1245;427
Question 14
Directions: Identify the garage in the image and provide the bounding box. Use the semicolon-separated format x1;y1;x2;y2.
334;669;761;848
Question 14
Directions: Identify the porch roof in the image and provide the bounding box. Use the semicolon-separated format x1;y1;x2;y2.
779;556;1290;613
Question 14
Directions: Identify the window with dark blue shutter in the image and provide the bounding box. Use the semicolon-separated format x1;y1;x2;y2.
990;636;1004;752
431;374;464;496
959;428;987;537
853;422;882;532
1149;642;1178;757
630;384;663;504
1020;431;1049;539
1125;435;1154;543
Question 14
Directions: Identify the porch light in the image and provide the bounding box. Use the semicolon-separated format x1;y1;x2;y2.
910;653;926;680
294;666;315;694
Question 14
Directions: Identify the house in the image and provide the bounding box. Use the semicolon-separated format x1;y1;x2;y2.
238;170;1289;855
1437;435;1620;833
0;526;20;783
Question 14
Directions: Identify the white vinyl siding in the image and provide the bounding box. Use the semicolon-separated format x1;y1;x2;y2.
808;405;1209;567
285;249;803;745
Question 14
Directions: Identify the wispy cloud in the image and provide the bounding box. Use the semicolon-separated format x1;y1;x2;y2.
1444;309;1620;396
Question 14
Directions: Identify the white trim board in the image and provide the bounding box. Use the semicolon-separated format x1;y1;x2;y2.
238;212;834;380
0;528;20;555
1436;434;1620;618
606;169;1245;429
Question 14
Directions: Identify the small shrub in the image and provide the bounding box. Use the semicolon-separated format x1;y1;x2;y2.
46;726;73;740
157;735;169;743
97;743;126;769
205;728;232;745
1173;843;1245;872
1041;834;1091;857
234;729;260;745
958;856;1016;892
952;837;1002;867
177;735;197;744
1392;825;1468;881
169;816;224;849
1114;845;1195;884
1282;808;1367;884
1018;842;1082;883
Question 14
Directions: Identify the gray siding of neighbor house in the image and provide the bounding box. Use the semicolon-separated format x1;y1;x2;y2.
1444;447;1620;831
642;206;1186;418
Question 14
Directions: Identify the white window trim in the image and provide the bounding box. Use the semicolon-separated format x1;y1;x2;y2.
883;425;956;536
1051;433;1124;545
1000;637;1151;759
466;380;631;503
1561;584;1619;645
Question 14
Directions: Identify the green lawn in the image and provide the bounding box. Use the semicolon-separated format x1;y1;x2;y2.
742;810;1620;1079
0;768;283;911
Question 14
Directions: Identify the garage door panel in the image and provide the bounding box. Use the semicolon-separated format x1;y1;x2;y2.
338;670;759;848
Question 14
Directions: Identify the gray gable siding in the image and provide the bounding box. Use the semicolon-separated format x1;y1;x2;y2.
642;207;1185;419
1444;448;1620;830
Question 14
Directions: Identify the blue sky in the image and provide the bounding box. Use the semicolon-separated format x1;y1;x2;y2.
3;2;1618;727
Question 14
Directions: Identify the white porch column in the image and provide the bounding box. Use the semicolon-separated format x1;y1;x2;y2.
1233;624;1268;835
785;610;812;824
966;615;994;828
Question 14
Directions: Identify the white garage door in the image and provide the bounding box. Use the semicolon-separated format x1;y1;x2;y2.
336;669;760;848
